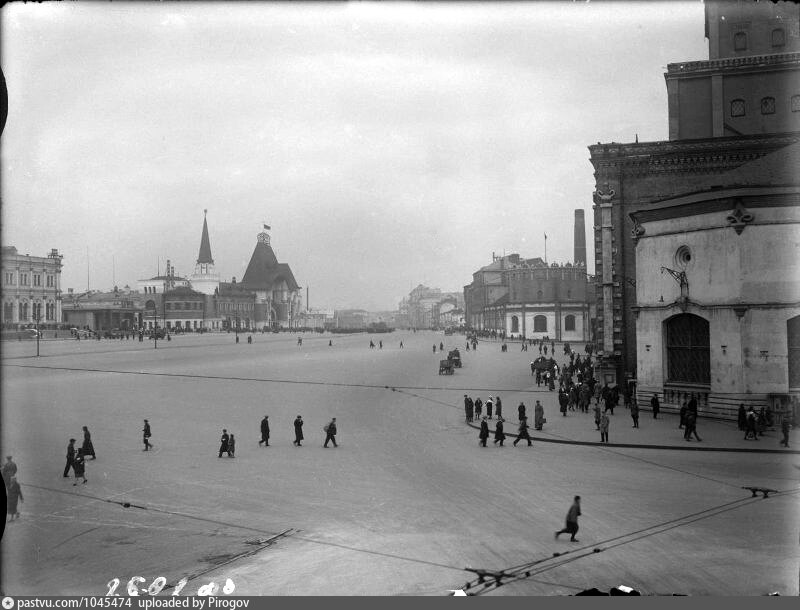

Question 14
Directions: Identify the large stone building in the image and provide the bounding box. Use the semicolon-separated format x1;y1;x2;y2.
1;246;63;329
589;0;800;420
464;209;594;341
62;286;141;331
397;285;464;330
136;215;300;331
588;0;800;388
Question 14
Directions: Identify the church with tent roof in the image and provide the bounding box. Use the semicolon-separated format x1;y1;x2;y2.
137;213;301;331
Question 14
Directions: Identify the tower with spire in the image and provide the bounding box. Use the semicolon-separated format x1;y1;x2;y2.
190;210;220;296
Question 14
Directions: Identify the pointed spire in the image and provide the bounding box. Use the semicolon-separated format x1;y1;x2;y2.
197;209;214;264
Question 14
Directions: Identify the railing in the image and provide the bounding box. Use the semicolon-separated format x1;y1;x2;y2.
667;52;800;74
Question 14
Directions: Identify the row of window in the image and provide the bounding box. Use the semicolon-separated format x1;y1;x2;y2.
509;314;577;334
3;272;56;287
3;301;58;322
732;28;785;51
731;95;800;117
165;301;203;311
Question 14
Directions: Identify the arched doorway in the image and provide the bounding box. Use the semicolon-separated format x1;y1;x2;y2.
665;314;710;384
533;315;547;332
564;314;576;332
511;316;519;334
788;316;800;390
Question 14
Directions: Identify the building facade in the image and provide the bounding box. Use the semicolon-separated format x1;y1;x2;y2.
63;286;141;331
589;0;800;387
1;246;63;329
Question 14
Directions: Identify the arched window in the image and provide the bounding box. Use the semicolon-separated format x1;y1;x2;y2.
731;99;746;117
788;316;800;390
534;315;547;332
20;301;29;322
564;315;576;332
511;316;519;334
3;302;13;322
761;97;775;115
733;31;747;51
665;314;710;385
145;299;157;312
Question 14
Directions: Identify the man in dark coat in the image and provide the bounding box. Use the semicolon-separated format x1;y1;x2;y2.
63;439;76;477
495;395;502;420
559;389;568;416
259;416;270;446
684;410;702;442
737;404;747;431
82;426;96;460
73;449;87;485
142;419;153;451
744;408;759;440
630;401;640;428
518;402;527;422
293;416;304;446
513;417;532;447
555;496;581;542
679;401;688;429
2;456;17;489
474;397;483;420
651;394;660;419
464;395;471;423
478;417;489;447
324;418;338;448
780;416;791;448
218;429;230;457
493;418;506;446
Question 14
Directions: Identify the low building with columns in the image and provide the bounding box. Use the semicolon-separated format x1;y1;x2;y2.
1;246;63;329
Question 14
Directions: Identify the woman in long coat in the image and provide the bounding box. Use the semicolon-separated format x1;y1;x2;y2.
82;426;96;460
6;476;23;521
737;404;747;431
478;417;489;447
293;416;304;446
493;419;506;446
534;401;545;431
73;449;87;485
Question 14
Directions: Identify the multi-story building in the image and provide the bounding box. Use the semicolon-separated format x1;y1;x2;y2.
62;286;141;331
588;0;800;388
464;210;594;341
1;246;63;329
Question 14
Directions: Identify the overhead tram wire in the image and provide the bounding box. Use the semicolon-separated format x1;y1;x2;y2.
460;488;800;595
21;483;466;575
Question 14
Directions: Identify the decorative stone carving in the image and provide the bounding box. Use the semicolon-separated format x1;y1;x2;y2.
594;183;616;205
726;200;754;235
631;218;646;243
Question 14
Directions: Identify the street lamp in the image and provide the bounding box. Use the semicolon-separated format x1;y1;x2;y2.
33;311;42;357
151;304;159;349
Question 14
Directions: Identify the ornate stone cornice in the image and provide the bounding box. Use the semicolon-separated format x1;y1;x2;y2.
666;52;800;77
588;132;800;176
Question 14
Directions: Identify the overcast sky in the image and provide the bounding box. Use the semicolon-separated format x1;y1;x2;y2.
1;1;706;311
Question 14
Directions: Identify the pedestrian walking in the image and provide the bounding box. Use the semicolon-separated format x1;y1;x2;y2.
2;456;18;488
228;434;236;457
559;389;568;416
464;395;471;423
555;496;581;542
486;397;494;419
495;395;502;420
518;402;527;422
6;476;23;521
218;429;230;457
744;408;759;440
259;416;270;446
530;361;535;376
82;426;96;460
780;416;791;448
324;418;338;448
513;417;532;446
534;400;545;431
737;404;747;431
651;394;660;419
684;411;702;441
630;401;639;428
293;415;304;446
479;417;489;447
379;340;383;349
474;397;483;420
63;438;76;477
73;449;87;485
439;342;444;352
400;341;403;348
600;412;610;443
593;403;601;430
493;418;506;446
433;344;436;354
142;419;153;451
679;401;688;429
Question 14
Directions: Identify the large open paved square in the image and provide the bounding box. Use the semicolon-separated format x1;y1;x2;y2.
2;331;798;595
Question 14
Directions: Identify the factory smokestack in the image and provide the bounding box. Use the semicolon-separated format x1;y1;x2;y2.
574;209;586;266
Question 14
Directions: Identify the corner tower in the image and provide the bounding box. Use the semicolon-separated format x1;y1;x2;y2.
190;209;220;295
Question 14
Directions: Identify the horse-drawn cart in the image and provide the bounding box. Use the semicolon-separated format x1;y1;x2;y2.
439;359;455;375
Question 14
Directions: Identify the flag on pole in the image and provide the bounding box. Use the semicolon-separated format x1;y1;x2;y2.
264;223;271;230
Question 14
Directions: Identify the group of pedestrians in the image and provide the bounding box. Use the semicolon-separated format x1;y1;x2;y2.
62;426;96;485
463;395;502;422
